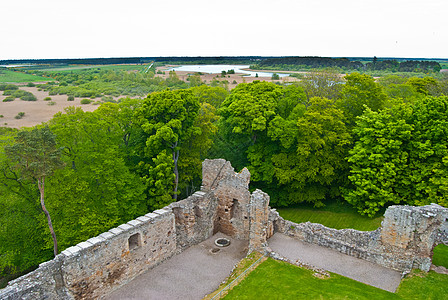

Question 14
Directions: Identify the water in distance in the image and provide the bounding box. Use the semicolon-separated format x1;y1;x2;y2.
168;65;289;78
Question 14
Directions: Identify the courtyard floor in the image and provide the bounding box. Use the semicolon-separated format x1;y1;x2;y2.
268;233;402;292
103;233;248;300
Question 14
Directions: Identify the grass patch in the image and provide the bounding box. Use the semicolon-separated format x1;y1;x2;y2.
223;259;448;299
204;252;265;299
39;64;145;73
0;70;53;83
223;258;397;299
432;244;448;268
397;269;448;299
276;201;383;231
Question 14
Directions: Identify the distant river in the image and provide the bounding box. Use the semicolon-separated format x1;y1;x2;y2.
168;65;289;78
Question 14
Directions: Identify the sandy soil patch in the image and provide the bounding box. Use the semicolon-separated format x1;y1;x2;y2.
0;85;101;128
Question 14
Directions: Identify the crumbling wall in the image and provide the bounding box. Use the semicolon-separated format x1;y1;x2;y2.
203;159;252;240
248;189;271;252
169;191;218;250
273;203;448;272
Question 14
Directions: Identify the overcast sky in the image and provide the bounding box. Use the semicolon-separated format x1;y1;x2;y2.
1;0;447;60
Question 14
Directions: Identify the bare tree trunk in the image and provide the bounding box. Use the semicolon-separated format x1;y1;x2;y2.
172;149;179;200
38;177;58;256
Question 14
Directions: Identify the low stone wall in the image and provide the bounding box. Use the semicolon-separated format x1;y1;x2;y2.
271;203;448;272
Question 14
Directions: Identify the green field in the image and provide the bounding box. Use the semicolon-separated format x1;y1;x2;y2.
433;244;448;268
223;258;448;299
0;70;53;83
39;64;146;73
276;201;383;231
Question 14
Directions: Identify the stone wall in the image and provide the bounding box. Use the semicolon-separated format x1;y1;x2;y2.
0;209;177;299
0;159;267;299
1;159;447;299
272;203;448;272
202;159;252;240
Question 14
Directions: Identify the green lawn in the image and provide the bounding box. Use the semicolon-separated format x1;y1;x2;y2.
224;258;397;299
40;64;146;73
0;70;53;83
276;201;383;231
223;258;448;300
432;244;448;268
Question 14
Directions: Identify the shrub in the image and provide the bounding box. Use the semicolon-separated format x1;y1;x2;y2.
43;97;52;101
0;115;3;118
0;84;18;91
67;95;75;101
47;101;56;106
20;93;37;101
26;82;36;87
3;96;15;102
80;99;92;104
14;112;25;119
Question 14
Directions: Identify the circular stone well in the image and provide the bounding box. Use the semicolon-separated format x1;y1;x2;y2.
214;238;231;247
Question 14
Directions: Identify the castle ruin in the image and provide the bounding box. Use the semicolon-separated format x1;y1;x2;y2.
1;159;447;299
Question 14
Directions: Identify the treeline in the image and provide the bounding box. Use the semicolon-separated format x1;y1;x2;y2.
256;57;364;70
1;70;448;285
0;56;266;66
253;56;442;73
366;59;441;72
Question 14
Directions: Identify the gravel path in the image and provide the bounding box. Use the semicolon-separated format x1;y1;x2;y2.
268;233;402;292
104;233;248;300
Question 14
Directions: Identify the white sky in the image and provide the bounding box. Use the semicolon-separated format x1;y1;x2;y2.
1;0;447;60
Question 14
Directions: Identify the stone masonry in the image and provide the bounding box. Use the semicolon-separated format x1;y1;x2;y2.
1;159;447;299
272;203;448;272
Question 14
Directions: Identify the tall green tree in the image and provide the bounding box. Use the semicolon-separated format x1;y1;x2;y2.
47;106;146;249
344;96;448;216
5;127;64;256
338;73;388;127
136;88;212;206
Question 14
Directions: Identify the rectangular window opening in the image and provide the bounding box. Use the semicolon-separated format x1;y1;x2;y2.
128;233;141;251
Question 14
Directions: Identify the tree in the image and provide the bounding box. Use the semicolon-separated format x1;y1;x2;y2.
217;82;349;206
135;89;201;203
344;96;448;216
298;68;344;100
5;127;63;256
338;72;388;127
343;105;413;216
268;97;351;206
47;106;146;249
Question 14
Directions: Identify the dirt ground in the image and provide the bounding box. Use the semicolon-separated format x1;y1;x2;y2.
104;232;248;300
0;66;299;129
0;85;99;128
